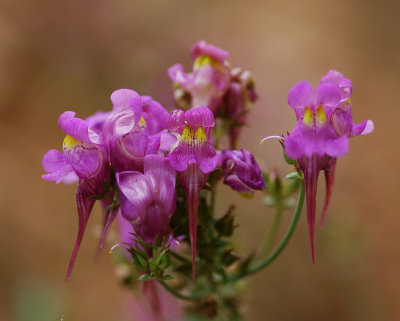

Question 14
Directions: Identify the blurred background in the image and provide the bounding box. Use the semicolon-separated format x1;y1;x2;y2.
1;0;399;320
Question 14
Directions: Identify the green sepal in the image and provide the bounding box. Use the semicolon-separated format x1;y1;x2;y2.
156;249;170;270
285;172;300;180
138;274;152;281
130;250;148;271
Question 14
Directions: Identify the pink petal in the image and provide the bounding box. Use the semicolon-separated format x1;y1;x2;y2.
110;89;141;112
315;83;341;107
287;81;314;119
191;40;229;62
116;171;153;223
185;106;215;128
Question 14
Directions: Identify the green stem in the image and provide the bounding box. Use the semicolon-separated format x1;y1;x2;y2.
227;181;305;282
260;204;284;256
157;280;210;301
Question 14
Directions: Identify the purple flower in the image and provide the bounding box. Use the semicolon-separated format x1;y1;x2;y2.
167;106;218;280
220;149;266;197
42;111;109;280
103;89;169;172
116;154;177;244
168;40;231;113
281;71;373;262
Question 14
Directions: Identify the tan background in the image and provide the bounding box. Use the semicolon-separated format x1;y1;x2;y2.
1;0;399;320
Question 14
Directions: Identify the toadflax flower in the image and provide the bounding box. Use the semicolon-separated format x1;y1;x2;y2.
103;89;169;172
167;106;218;280
42;111;109;280
168;40;231;113
168;41;258;149
279;70;373;262
116;154;177;245
219;149;266;197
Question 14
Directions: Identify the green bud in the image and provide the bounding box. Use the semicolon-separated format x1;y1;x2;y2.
156;249;170;270
285;172;300;180
130;250;148;271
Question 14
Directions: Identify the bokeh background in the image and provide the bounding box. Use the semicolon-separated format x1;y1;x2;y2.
1;0;399;320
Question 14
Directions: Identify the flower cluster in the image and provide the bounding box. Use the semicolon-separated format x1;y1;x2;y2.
281;70;374;261
42;41;265;281
42;40;373;320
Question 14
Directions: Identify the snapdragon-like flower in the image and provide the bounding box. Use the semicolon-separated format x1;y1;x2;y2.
281;70;373;262
168;41;258;149
103;89;169;172
168;40;231;113
42;111;109;280
116;154;177;244
219;149;266;197
168;106;218;280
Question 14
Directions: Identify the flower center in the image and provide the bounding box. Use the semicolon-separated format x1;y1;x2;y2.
302;105;327;126
63;135;81;150
181;124;207;145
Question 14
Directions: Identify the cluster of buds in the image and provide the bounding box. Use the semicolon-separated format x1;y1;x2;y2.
42;41;265;282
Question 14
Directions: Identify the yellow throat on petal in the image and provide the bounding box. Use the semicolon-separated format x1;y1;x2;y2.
63;135;81;150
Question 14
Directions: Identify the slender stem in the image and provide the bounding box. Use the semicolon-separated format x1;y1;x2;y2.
157;279;210;301
260;204;284;256
227;181;305;282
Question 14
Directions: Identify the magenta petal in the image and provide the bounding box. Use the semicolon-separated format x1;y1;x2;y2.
185;106;215;128
315;83;341;107
167;109;186;132
141;96;169;134
351;119;374;137
320;70;345;83
65;182;96;281
321;133;349;158
287;81;314;119
63;142;103;179
145;155;177;215
191;40;229;62
42;149;65;172
331;109;353;136
196;143;218;173
110;89;141;112
42;149;77;183
167;64;190;84
113;109;139;136
320;70;352;101
58;111;101;144
320;158;337;227
85;110;111;134
116;171;152;223
168;143;193;172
